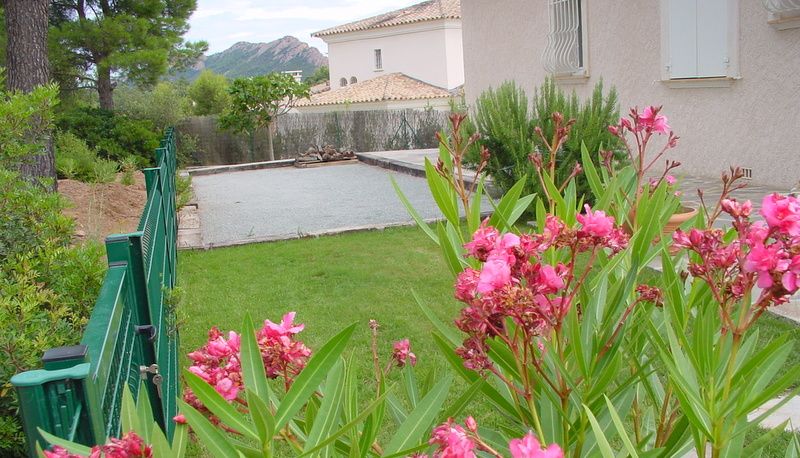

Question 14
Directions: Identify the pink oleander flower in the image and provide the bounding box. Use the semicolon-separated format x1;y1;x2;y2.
262;312;305;338
761;193;800;236
430;419;477;458
781;255;800;293
721;198;752;218
637;105;671;135
577;205;614;238
46;432;155;458
743;242;789;289
173;414;187;425
509;432;564;458
476;254;513;294
455;268;480;301
464;222;500;261
392;338;417;367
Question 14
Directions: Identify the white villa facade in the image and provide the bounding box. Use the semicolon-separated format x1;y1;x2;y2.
461;0;800;188
296;0;463;113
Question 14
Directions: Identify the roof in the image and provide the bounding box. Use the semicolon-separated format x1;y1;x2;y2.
294;72;453;107
312;0;460;37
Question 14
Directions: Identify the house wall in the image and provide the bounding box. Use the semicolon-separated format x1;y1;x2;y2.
323;20;464;90
462;0;800;188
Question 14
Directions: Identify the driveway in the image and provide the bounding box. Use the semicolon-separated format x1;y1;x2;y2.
191;162;491;247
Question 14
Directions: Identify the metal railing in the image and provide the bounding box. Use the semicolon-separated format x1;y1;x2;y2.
10;128;179;457
542;0;584;75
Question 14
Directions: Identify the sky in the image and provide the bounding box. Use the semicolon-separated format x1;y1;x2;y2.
185;0;414;55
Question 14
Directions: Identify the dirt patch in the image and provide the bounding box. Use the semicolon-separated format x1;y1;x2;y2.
59;172;148;242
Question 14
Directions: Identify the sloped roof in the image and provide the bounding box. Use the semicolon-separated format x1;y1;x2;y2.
294;72;453;107
312;0;460;37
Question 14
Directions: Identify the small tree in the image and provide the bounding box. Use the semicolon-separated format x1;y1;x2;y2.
219;73;309;162
188;70;230;116
305;65;329;86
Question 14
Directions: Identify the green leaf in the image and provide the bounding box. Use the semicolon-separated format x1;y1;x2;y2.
247;389;275;446
275;323;357;431
403;365;420;409
584;406;616;458
304;360;346;453
425;158;460;225
121;384;140;434
384;375;452;454
149;423;172;458
178;400;240;458
136;384;153;443
467;179;485;235
37;429;93;456
441;377;485;419
413;289;461;346
488;175;527;230
171;422;189;458
605;396;639;457
391;175;438;244
184;370;258;440
240;314;271;400
742;421;790;455
298;389;390;457
437;222;466;275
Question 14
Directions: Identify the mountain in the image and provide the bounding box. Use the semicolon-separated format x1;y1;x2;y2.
179;36;327;81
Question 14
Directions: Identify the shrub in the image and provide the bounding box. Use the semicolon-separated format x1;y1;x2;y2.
119;156;137;186
114;81;192;130
91;158;118;183
187;70;230;116
54;131;97;180
0;169;105;456
56;106;160;164
467;78;622;203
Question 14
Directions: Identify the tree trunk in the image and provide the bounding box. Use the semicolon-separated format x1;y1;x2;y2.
266;122;275;161
97;65;115;111
5;0;56;191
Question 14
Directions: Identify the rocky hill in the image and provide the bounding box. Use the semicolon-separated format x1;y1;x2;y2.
180;36;327;81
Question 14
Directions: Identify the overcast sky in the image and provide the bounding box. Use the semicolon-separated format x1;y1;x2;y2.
185;0;413;55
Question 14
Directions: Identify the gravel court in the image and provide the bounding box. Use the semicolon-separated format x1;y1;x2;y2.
192;162;492;247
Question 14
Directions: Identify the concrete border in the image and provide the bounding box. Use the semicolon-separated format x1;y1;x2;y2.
186;159;295;176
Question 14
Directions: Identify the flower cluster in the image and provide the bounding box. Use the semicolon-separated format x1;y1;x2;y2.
454;214;628;371
184;312;311;421
673;193;800;331
425;417;563;458
44;432;151;458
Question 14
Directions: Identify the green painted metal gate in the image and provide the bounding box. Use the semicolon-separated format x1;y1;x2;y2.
10;128;180;457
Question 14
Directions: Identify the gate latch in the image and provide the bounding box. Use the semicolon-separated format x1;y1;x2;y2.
140;364;163;399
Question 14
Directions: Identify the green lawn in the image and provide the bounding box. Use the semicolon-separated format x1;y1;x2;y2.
177;225;800;456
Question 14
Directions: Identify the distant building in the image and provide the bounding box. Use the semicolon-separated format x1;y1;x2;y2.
282;70;303;82
297;0;463;112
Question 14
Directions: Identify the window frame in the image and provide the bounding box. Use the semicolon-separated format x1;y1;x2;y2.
339;77;348;87
542;0;590;80
659;0;740;87
374;49;383;71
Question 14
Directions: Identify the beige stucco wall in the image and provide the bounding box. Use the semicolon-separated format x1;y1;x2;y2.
323;20;464;90
462;0;800;188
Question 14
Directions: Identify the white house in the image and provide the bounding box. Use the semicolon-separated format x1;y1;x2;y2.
296;0;464;113
461;0;800;188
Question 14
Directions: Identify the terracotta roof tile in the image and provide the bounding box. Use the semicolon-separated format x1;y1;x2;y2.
312;0;460;37
294;72;452;107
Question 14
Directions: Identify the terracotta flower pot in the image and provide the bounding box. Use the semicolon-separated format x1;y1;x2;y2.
663;205;698;234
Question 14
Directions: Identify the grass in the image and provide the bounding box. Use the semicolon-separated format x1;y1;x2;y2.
178;225;800;456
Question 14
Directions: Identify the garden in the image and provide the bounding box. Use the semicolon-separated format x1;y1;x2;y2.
2;3;800;457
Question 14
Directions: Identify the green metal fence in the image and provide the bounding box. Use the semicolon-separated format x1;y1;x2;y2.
10;128;180;457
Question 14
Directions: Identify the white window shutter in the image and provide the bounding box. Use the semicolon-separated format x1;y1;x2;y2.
668;0;698;78
696;0;728;77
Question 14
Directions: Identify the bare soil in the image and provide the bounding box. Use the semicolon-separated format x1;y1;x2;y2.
58;172;147;243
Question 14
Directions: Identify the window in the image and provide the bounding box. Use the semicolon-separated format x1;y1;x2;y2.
350;76;358;84
663;0;737;79
339;77;348;87
542;0;586;75
374;49;382;70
